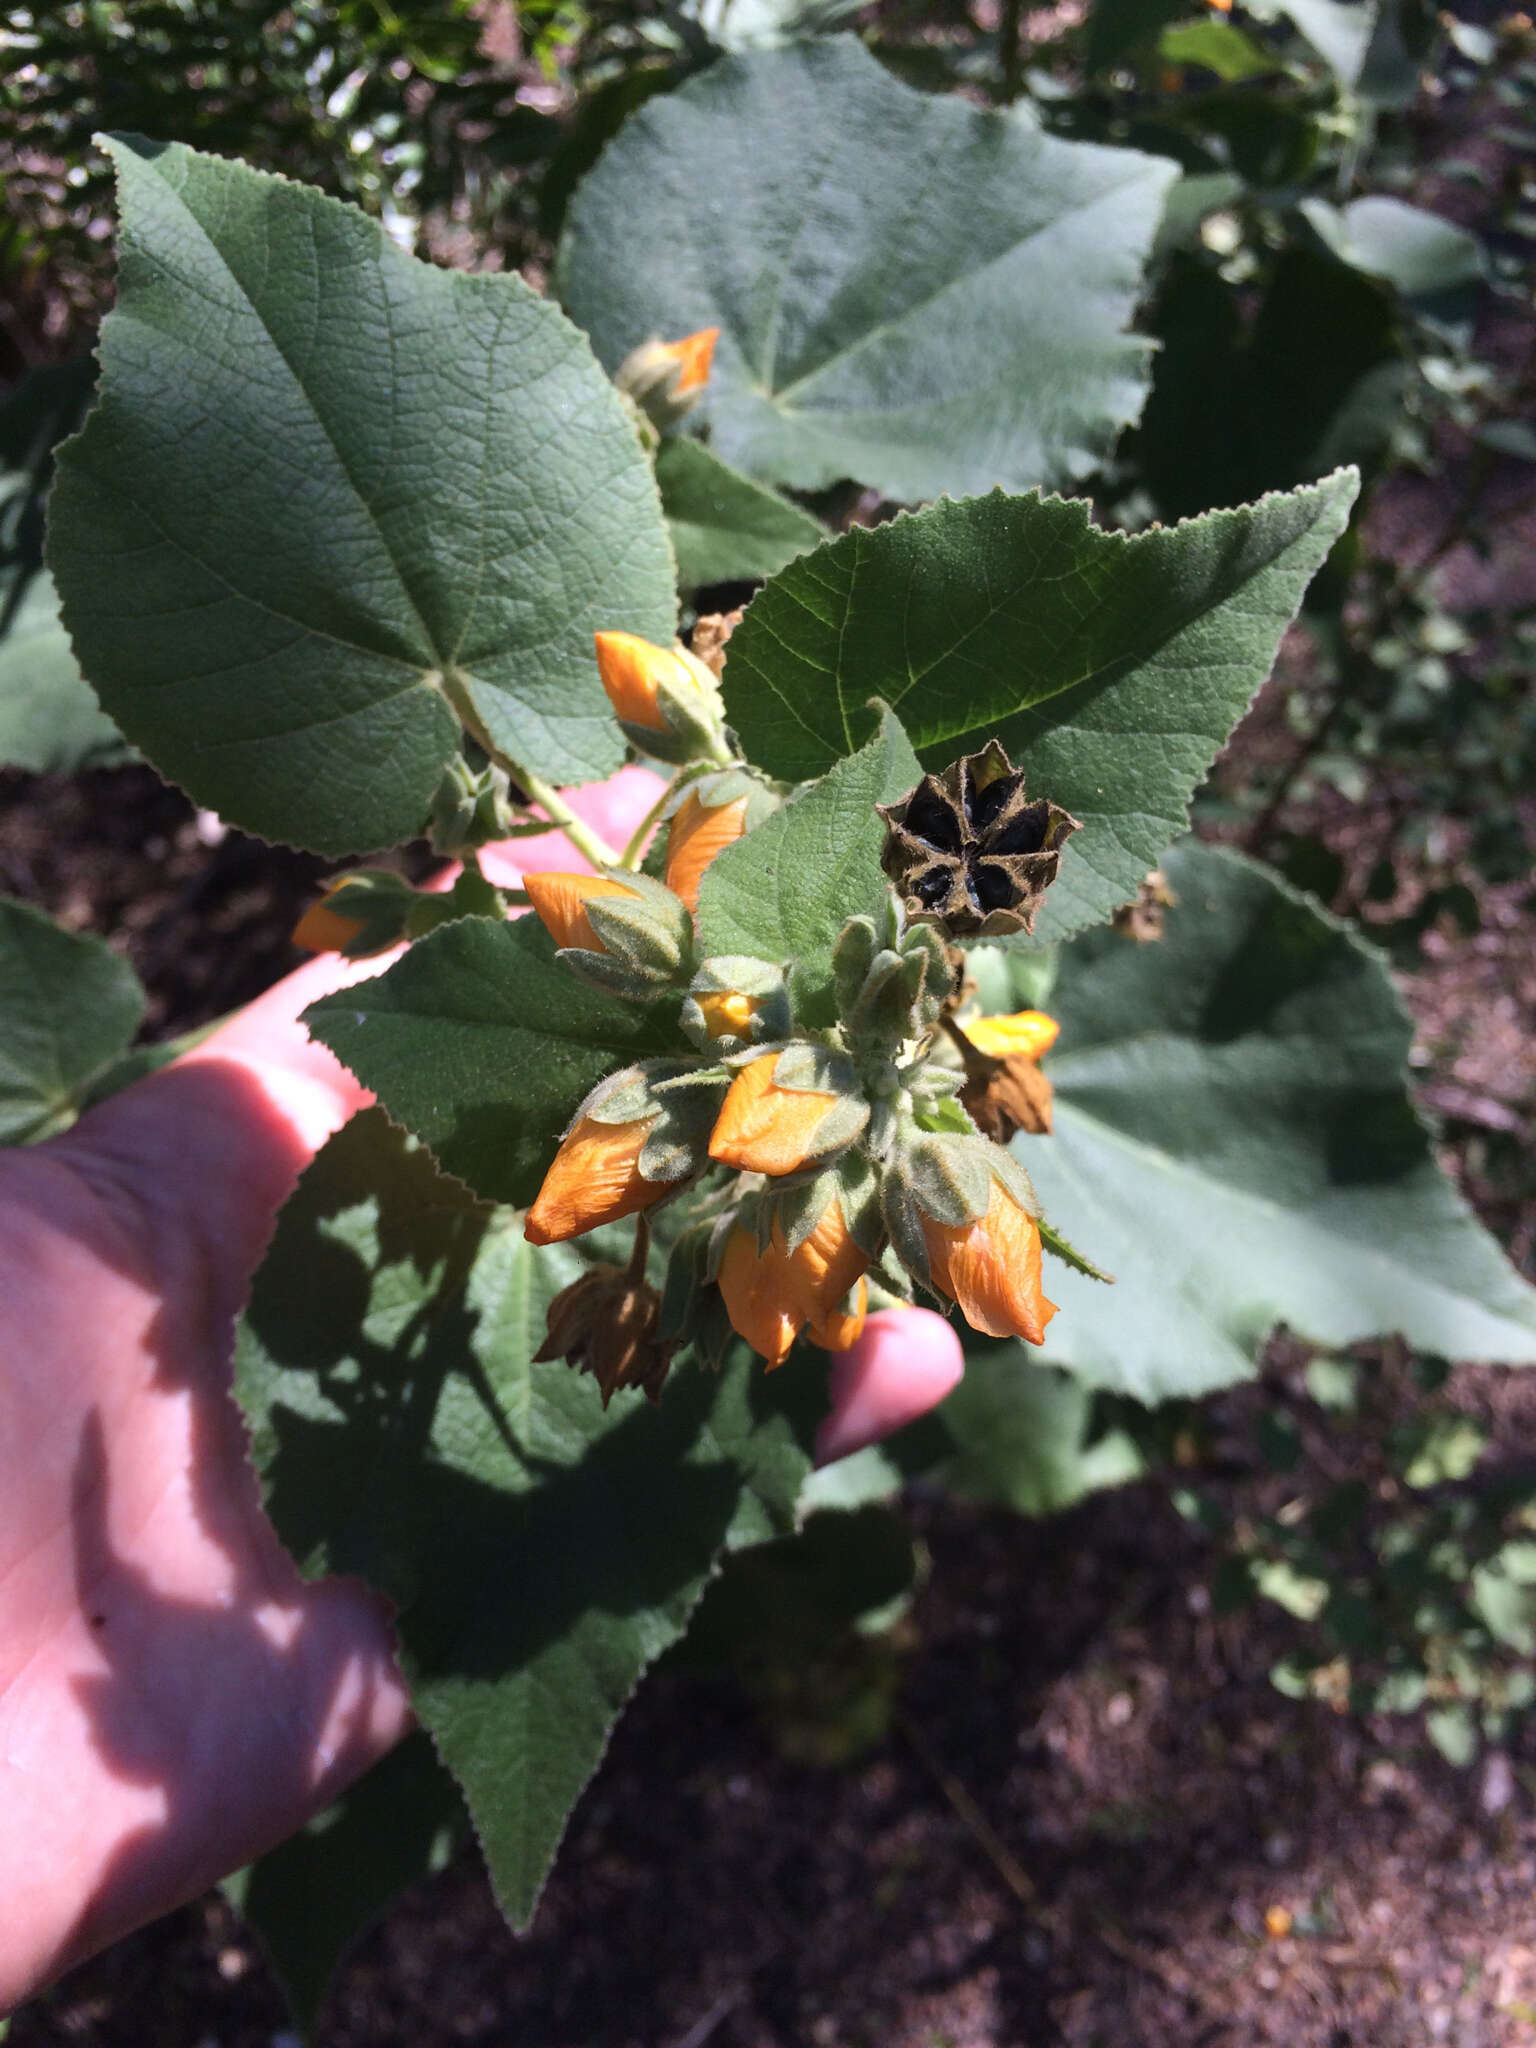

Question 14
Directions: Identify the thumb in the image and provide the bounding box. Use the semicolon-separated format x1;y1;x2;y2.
815;1308;964;1467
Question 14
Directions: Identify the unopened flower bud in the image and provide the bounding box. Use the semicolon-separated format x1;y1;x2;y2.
616;327;721;430
716;1185;872;1368
593;630;730;767
681;956;791;1054
709;1045;869;1177
883;1133;1057;1344
524;867;694;998
663;769;778;911
290;869;417;958
878;739;1080;939
525;1061;722;1244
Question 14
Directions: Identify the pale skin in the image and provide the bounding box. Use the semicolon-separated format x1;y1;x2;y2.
0;776;964;2013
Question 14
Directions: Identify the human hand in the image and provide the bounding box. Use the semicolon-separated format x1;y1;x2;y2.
0;771;961;2011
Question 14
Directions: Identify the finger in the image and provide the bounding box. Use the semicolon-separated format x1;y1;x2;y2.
814;1308;965;1467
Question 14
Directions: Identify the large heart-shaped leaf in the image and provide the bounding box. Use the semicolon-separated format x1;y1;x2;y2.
0;569;127;774
557;37;1178;504
304;914;682;1207
0;897;146;1144
1017;841;1536;1400
696;709;920;1023
722;476;1357;942
49;138;676;855
235;1108;814;1926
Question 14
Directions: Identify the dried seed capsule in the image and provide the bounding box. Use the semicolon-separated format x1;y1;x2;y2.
877;740;1080;939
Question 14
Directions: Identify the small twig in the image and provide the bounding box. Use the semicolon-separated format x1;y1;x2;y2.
670;1983;749;2048
896;1710;1039;1910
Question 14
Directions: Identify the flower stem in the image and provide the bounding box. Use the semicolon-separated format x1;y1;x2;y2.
438;666;622;868
616;763;708;870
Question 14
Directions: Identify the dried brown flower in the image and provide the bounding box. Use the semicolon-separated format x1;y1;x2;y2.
534;1225;675;1406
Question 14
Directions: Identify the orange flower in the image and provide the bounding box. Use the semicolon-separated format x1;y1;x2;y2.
593;631;698;736
291;889;366;955
664;790;749;912
525;1114;672;1245
657;325;720;396
524;871;641;952
921;1178;1058;1346
717;1199;871;1366
709;1053;843;1176
964;1009;1060;1062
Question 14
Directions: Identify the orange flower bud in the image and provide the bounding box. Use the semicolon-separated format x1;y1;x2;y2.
717;1225;802;1368
524;871;641;953
525;1113;673;1245
694;989;758;1041
592;631;696;736
808;1276;868;1353
921;1177;1058;1346
291;892;367;955
963;1009;1060;1062
717;1198;871;1366
709;1053;844;1177
664;790;749;913
658;326;719;396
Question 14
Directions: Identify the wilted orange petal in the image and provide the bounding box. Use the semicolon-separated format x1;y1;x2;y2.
592;631;688;734
661;325;720;396
291;900;367;955
664;791;749;913
524;871;638;952
718;1226;802;1367
808;1276;868;1353
696;989;757;1040
708;1054;840;1176
922;1181;1058;1345
525;1114;670;1245
965;1010;1060;1061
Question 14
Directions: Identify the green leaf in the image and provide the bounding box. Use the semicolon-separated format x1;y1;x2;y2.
303;914;681;1207
932;1351;1145;1513
722;476;1358;942
229;1734;464;2033
1159;17;1284;79
557;38;1178;504
0;569;128;774
1299;196;1486;304
1137;249;1399;518
655;438;825;591
49;137;675;856
0;896;146;1144
1022;841;1536;1401
695;709;920;1023
235;1108;813;1926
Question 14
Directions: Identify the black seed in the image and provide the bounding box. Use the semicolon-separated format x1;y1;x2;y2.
989;800;1051;856
968;774;1016;834
973;862;1015;911
915;866;953;908
903;784;963;853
